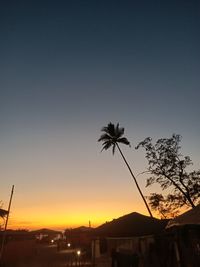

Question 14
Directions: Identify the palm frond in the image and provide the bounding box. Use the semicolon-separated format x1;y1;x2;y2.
106;122;115;137
118;137;131;146
101;141;112;151
112;143;116;155
116;123;124;138
98;133;111;142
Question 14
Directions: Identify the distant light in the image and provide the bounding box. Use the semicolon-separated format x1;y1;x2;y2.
51;240;54;243
77;250;81;256
67;243;71;247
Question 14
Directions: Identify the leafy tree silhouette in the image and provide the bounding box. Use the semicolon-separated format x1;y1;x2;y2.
136;134;200;217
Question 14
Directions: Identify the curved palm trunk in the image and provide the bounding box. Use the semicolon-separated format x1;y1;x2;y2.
116;143;153;218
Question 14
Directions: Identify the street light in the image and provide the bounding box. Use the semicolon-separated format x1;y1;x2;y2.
77;250;81;256
76;250;81;266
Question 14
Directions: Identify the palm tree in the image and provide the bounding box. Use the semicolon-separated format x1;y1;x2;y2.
98;122;153;217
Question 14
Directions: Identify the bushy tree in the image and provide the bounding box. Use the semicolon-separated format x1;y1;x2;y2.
148;193;183;218
0;202;7;219
136;134;200;217
0;202;8;229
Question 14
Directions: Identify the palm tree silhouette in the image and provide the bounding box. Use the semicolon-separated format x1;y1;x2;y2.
98;122;153;217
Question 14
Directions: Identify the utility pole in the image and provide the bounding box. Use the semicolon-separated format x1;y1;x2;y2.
0;185;15;263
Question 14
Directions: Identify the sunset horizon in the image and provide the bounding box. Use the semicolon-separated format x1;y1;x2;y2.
1;2;199;266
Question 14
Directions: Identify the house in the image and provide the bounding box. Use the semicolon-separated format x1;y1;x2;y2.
166;204;200;267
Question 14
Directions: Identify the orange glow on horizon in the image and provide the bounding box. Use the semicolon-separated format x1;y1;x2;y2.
7;202;149;231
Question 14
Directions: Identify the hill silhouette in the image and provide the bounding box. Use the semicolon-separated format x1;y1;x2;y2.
31;228;62;235
93;212;169;237
65;226;92;232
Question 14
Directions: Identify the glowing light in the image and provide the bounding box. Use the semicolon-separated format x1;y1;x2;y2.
67;243;71;247
77;250;81;256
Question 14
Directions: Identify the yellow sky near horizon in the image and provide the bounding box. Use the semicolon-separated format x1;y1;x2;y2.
7;202;149;231
2;183;150;231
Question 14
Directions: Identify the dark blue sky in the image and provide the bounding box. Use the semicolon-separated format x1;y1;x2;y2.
0;0;200;228
1;0;199;130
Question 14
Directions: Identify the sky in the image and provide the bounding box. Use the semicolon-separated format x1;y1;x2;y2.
0;0;200;230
